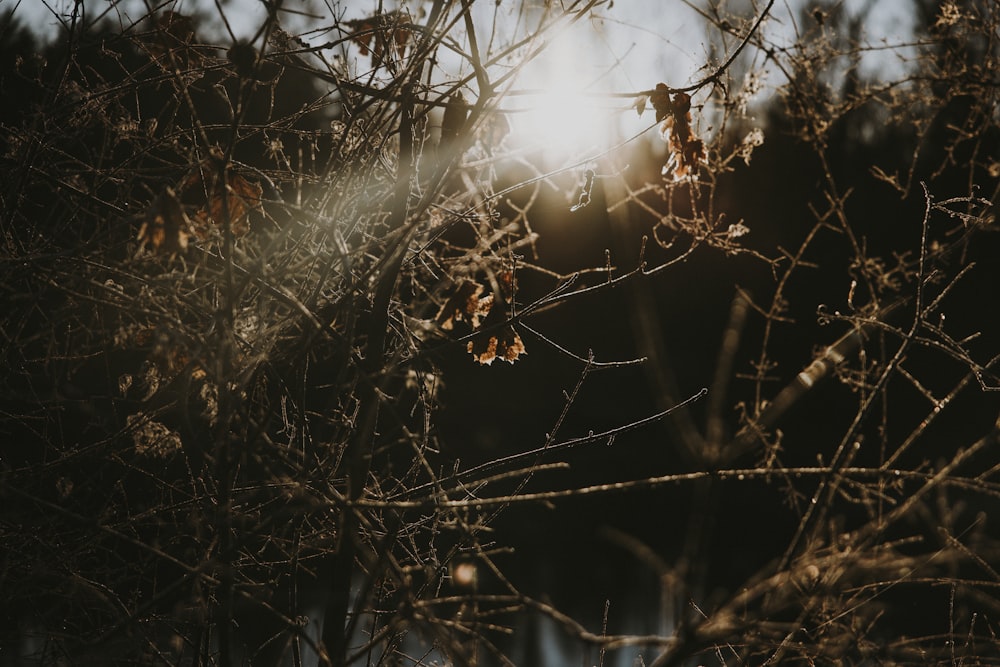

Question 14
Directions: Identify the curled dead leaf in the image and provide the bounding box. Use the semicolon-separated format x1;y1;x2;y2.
345;10;412;64
128;413;183;458
496;270;516;301
650;83;672;123
467;273;525;364
468;325;526;366
435;279;493;332
136;187;192;255
652;88;705;180
633;95;648;117
435;275;526;365
137;149;262;255
179;149;263;242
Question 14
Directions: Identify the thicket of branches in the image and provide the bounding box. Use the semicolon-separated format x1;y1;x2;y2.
1;0;999;665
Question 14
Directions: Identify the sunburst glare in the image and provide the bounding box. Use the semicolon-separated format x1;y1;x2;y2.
507;31;621;161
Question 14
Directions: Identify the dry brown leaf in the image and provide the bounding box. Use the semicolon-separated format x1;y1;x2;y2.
652;88;706;180
634;95;649;117
137;149;262;255
650;83;672;123
467;327;526;366
136;187;192;255
435;280;493;332
128;413;183;458
496;269;516;301
345;11;412;64
178;149;262;242
436;276;526;364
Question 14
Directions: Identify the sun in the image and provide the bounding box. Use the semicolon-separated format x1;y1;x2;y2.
506;33;618;162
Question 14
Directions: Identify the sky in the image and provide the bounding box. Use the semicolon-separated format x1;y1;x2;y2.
6;0;924;160
6;0;923;90
7;0;922;73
